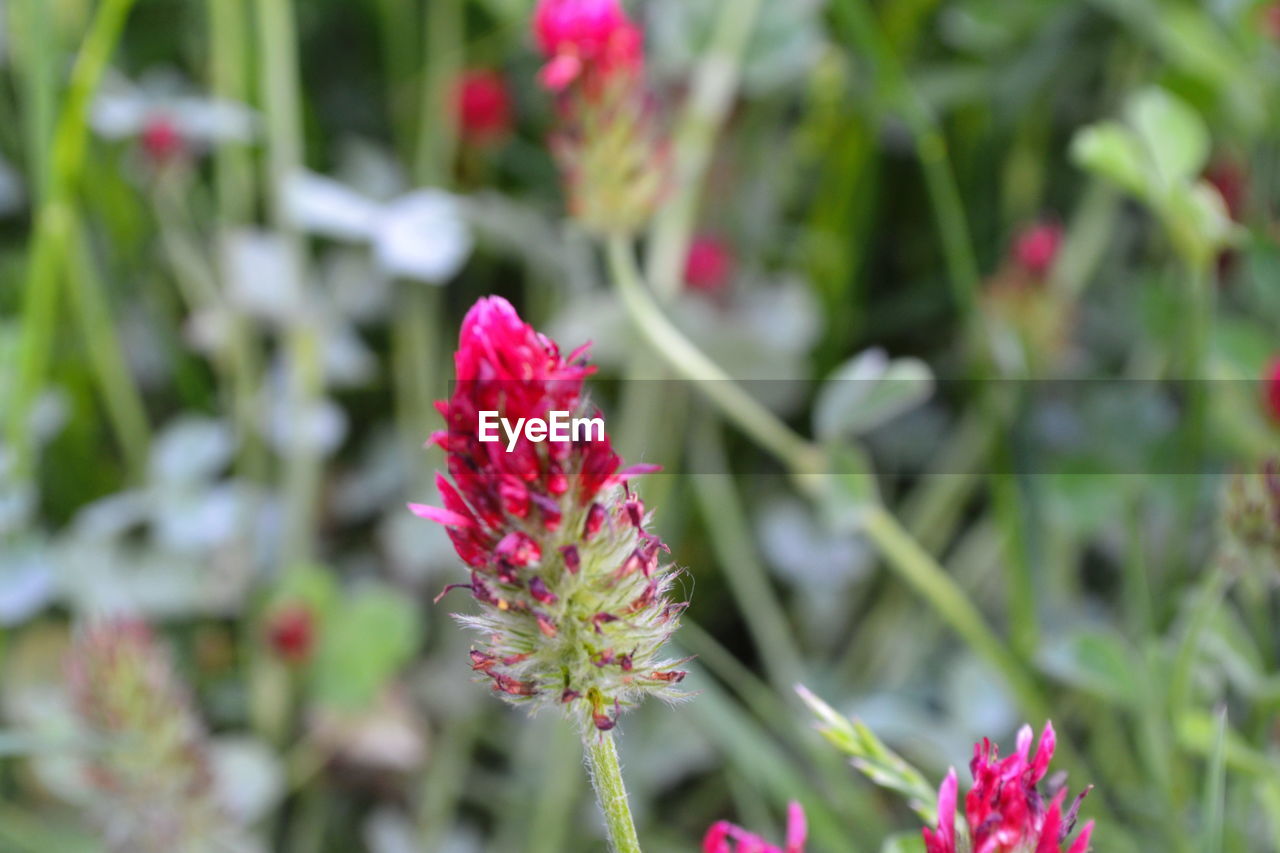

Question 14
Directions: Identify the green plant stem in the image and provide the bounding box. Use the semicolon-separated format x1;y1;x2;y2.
65;216;151;478
831;0;980;321
415;0;462;186
585;733;642;853
690;416;808;689
207;0;255;227
608;236;823;478
6;0;139;478
645;0;763;299
860;503;1047;722
256;0;321;566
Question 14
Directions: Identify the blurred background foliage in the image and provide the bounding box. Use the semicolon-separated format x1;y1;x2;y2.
0;0;1278;850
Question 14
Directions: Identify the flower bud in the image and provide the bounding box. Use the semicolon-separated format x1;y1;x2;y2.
454;69;514;147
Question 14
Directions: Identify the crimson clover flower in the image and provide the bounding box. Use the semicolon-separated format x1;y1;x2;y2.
532;0;666;234
67;619;221;851
703;802;807;853
411;296;687;732
685;235;735;296
923;722;1094;853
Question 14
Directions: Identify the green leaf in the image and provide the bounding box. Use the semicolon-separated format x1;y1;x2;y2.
813;349;935;441
1127;87;1209;186
311;585;422;711
1039;629;1139;709
1070;122;1147;196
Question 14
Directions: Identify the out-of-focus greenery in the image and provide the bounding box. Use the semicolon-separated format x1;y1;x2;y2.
0;0;1278;851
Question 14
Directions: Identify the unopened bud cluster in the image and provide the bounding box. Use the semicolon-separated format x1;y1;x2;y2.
412;296;687;733
67;620;220;853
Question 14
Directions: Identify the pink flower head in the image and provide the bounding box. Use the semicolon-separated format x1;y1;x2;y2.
533;0;644;92
1011;222;1064;280
685;235;735;295
412;296;686;730
455;69;514;145
703;802;807;853
1266;358;1280;425
141;115;185;163
1266;3;1280;41
923;722;1094;853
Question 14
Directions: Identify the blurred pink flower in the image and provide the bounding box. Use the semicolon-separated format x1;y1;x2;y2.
923;722;1094;853
703;802;807;853
265;603;316;665
140;116;185;164
532;0;644;93
455;69;514;145
685;235;735;295
1011;222;1064;280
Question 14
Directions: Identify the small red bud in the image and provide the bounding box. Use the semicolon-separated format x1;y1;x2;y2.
140;116;185;164
583;503;606;540
529;576;558;605
266;604;315;665
560;544;580;574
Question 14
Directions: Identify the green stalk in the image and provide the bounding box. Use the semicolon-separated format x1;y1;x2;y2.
207;0;255;226
608;236;823;478
415;0;462;186
6;0;139;478
690;416;808;689
860;503;1048;722
585;733;642;853
645;0;764;298
831;0;980;322
255;0;321;566
66;216;152;478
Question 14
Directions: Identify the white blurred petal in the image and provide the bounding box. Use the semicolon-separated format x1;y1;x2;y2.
209;738;285;825
171;96;258;143
323;322;377;388
265;396;348;457
153;484;245;553
373;190;473;283
223;228;306;323
150;416;235;484
90;91;149;139
323;248;392;323
72;491;151;540
283;170;381;241
0;545;55;627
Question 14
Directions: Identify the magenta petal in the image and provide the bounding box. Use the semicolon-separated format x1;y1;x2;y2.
408;502;475;528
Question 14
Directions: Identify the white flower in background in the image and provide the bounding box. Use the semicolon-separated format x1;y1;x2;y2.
91;68;257;161
283;169;474;284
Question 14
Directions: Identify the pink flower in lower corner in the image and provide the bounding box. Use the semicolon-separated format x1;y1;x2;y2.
704;802;807;853
923;722;1094;853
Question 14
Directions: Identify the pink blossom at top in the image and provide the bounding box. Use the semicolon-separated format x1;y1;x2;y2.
455;69;514;145
1204;160;1246;223
1266;3;1280;40
532;0;644;92
703;802;807;853
1266;358;1280;425
1011;223;1064;279
414;296;629;568
923;722;1094;853
685;235;735;295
